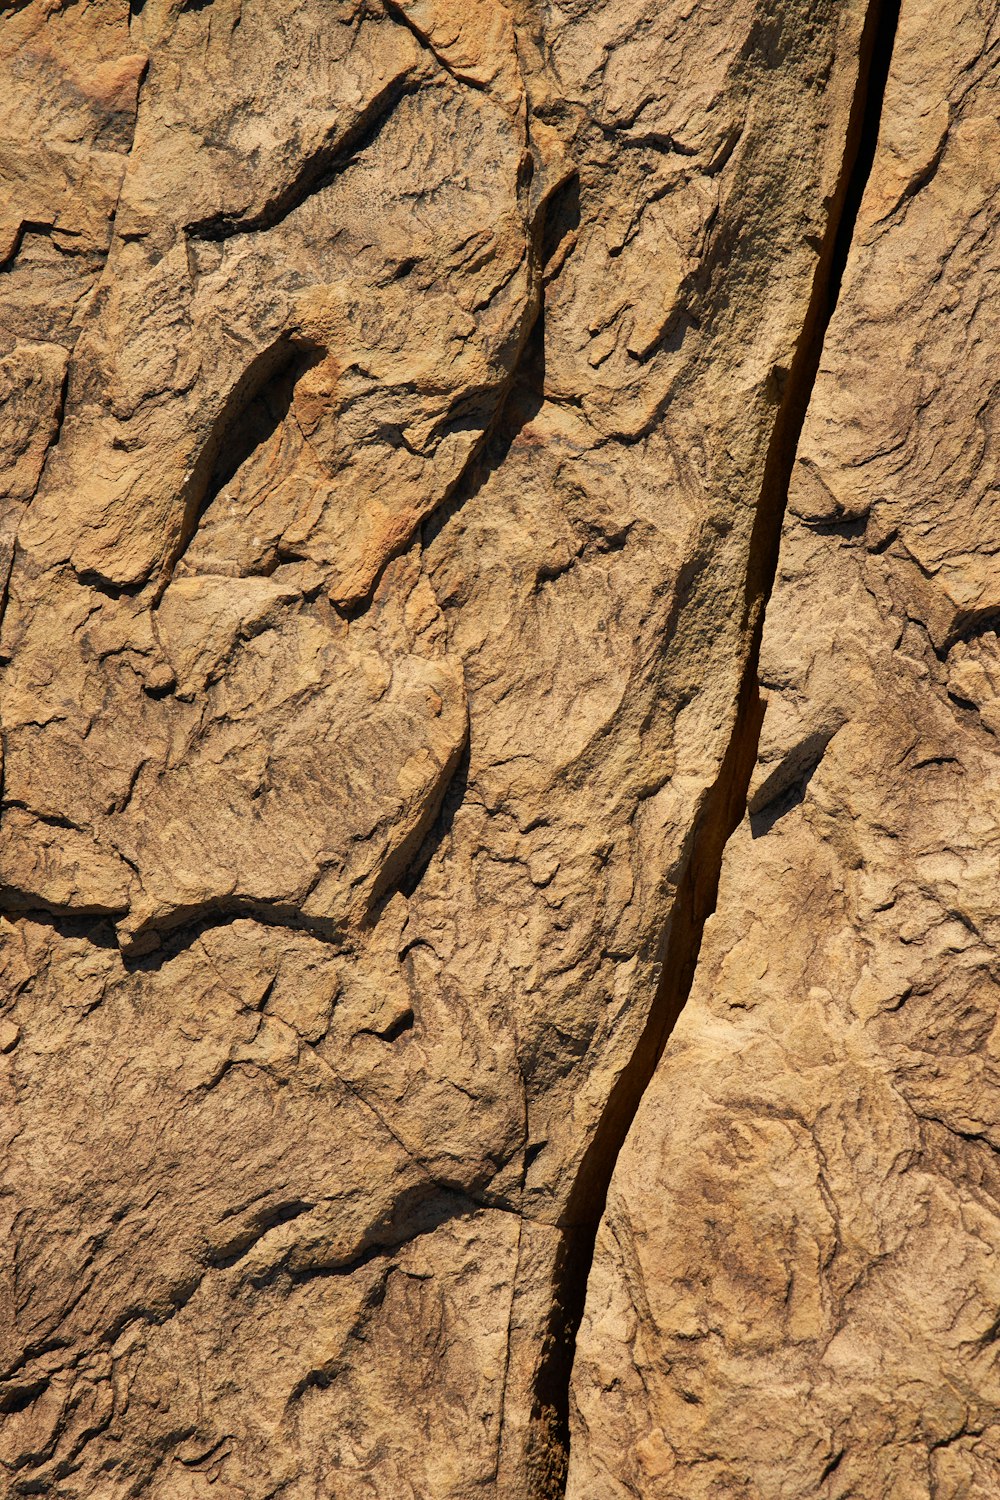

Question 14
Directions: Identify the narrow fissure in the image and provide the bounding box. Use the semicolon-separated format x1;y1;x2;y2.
528;0;903;1491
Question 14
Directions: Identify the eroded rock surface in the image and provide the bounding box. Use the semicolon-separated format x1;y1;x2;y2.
569;1;1000;1495
0;0;949;1495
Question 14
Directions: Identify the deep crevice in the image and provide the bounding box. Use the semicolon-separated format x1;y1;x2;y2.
527;0;903;1490
150;335;324;603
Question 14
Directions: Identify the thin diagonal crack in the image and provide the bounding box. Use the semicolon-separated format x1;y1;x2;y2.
382;0;488;95
526;0;904;1491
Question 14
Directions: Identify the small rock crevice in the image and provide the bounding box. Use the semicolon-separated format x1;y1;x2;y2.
528;0;904;1491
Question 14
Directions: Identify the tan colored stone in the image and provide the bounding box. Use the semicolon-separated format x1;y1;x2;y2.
0;0;906;1494
570;1;1000;1495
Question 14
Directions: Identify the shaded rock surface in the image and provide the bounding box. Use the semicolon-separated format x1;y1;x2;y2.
569;1;1000;1496
0;0;983;1496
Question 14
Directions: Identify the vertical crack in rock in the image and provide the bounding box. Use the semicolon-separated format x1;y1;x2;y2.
530;0;904;1490
2;3;932;1489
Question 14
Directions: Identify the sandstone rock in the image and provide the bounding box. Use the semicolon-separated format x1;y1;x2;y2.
569;1;1000;1496
0;0;920;1494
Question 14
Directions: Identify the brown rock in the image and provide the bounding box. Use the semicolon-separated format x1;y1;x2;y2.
0;0;947;1494
569;1;1000;1495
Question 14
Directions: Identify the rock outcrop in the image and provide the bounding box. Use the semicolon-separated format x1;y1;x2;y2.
569;1;1000;1496
0;0;990;1496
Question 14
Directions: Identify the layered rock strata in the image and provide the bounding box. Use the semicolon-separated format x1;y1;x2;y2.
569;0;1000;1495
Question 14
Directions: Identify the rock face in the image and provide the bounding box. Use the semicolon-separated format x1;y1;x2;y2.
568;1;1000;1496
0;0;987;1496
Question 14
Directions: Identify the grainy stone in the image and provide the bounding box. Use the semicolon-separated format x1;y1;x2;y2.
0;0;928;1495
569;2;1000;1496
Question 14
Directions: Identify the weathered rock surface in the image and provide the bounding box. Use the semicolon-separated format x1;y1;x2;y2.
3;0;984;1495
569;1;1000;1496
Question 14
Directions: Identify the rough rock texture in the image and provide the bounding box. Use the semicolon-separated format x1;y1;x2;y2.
568;1;1000;1496
2;0;985;1496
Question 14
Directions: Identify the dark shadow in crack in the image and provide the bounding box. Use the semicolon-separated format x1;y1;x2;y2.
0;907;120;950
184;73;423;243
119;902;344;974
158;336;325;597
360;306;550;920
421;295;547;564
527;0;905;1490
749;758;822;835
396;738;472;904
